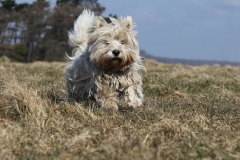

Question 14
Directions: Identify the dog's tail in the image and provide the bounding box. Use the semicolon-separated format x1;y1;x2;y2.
66;9;95;60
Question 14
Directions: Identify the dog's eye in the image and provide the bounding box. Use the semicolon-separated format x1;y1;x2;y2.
121;41;124;44
106;42;110;45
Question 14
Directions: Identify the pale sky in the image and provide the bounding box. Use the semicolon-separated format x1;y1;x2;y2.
16;0;240;62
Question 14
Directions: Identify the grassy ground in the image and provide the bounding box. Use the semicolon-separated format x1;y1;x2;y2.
0;57;240;159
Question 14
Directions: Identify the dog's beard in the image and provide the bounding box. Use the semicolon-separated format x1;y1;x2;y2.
91;47;137;71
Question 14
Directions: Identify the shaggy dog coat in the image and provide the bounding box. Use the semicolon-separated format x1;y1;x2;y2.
65;9;145;109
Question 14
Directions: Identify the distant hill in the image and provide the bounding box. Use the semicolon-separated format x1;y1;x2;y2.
145;54;240;67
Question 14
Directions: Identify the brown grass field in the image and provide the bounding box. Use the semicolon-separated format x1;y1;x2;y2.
0;57;240;159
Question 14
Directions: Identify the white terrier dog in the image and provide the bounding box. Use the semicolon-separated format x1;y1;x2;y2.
65;9;146;109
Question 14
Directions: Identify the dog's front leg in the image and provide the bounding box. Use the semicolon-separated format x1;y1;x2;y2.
125;85;143;108
94;85;119;110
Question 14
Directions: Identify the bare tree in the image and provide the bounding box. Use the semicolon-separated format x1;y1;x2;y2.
21;0;50;62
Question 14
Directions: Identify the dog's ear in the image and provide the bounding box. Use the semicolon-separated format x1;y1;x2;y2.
121;16;136;30
95;16;109;29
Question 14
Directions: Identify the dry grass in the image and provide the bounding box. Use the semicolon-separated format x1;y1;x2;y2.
0;58;240;159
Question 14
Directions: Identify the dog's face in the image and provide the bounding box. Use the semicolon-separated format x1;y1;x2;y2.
88;16;139;71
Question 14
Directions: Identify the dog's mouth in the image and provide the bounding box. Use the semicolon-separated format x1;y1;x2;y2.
112;57;121;62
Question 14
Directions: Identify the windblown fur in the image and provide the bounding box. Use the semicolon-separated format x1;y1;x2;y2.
65;9;146;109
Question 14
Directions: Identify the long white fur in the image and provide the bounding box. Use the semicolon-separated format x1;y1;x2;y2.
67;9;95;60
65;9;146;109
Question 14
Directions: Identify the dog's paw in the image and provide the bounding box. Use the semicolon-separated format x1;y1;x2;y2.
103;100;119;110
128;98;142;108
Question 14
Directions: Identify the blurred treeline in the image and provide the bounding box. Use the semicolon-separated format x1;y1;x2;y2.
0;0;105;62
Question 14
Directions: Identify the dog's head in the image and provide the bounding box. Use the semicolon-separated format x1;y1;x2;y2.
88;16;139;71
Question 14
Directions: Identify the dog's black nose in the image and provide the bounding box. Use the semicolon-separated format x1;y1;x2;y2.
112;50;120;57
